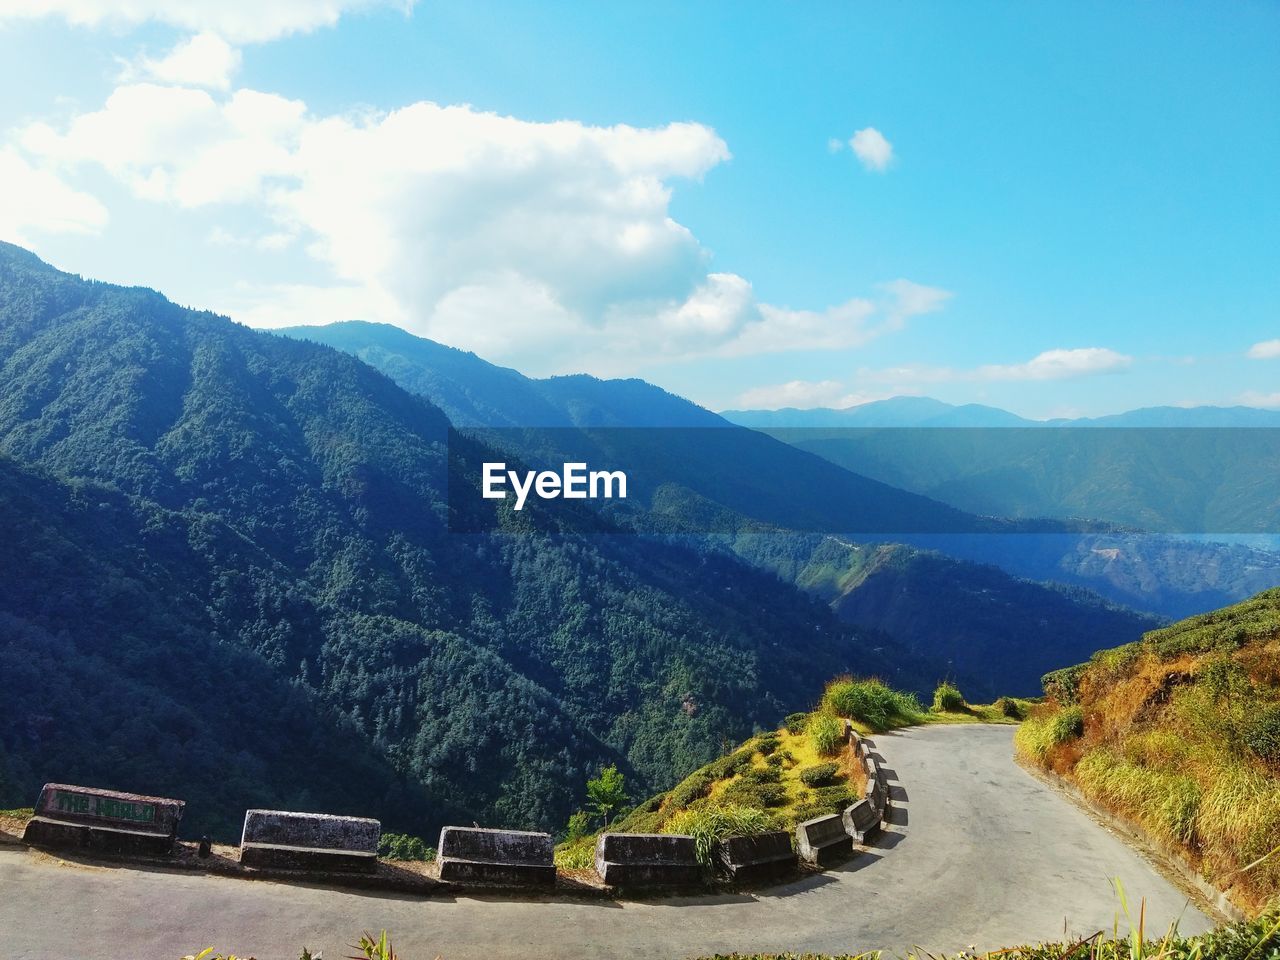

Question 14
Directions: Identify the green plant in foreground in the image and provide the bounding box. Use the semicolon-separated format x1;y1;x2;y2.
348;930;400;960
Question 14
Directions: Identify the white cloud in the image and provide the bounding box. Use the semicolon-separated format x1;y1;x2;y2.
23;84;306;207
1239;391;1280;409
0;147;108;243
1247;339;1280;360
975;347;1133;381
126;33;242;90
849;127;893;172
223;280;404;329
0;0;412;44
859;347;1133;385
8;82;948;374
735;380;889;410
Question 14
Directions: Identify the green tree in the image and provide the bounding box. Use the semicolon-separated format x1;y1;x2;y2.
586;764;627;827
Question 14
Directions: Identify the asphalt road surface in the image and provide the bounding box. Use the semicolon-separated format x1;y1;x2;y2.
0;724;1214;960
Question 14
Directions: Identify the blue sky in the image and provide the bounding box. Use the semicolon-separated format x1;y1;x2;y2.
0;1;1276;417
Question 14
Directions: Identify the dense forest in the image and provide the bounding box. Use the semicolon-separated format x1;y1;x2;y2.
0;242;931;840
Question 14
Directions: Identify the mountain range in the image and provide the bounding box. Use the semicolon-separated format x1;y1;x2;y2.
0;243;929;838
722;395;1280;428
0;244;1272;841
283;321;1280;619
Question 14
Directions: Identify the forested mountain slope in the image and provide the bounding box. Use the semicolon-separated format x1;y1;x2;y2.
0;454;426;837
0;243;926;838
280;322;1169;691
280;321;1012;536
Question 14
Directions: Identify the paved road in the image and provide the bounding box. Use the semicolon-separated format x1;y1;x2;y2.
1;725;1213;960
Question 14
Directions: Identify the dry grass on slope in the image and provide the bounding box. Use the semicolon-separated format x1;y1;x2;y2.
1017;588;1280;915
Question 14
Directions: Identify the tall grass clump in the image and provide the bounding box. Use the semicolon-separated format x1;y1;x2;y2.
1075;750;1201;845
1014;705;1084;762
808;713;844;756
931;681;966;713
824;678;923;730
664;804;780;867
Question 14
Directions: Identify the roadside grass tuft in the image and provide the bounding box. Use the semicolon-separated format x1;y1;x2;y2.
931;681;966;714
664;804;780;867
824;678;924;731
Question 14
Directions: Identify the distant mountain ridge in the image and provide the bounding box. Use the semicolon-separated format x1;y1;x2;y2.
722;395;1280;428
279;321;1017;537
284;321;1280;621
280;320;722;429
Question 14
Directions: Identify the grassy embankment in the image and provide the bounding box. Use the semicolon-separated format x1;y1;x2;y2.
692;909;1280;959
557;678;1033;868
1016;586;1280;916
184;910;1280;960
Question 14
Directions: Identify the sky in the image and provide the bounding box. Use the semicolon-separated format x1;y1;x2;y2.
0;1;1276;418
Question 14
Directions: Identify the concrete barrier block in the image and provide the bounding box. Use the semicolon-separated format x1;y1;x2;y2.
239;809;380;872
842;799;881;842
715;830;798;884
795;813;853;866
437;826;555;886
24;783;184;856
594;833;702;887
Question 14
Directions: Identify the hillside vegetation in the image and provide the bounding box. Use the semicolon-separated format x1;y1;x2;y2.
1017;588;1280;914
556;677;1024;867
693;910;1280;958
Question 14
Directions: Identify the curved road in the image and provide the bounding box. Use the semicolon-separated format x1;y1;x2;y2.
1;725;1212;960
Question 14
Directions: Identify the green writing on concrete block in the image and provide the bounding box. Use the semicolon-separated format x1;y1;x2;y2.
55;791;156;823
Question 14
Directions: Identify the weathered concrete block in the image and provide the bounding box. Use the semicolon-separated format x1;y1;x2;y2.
795;813;853;866
594;832;702;887
842;798;881;842
23;783;184;856
437;826;555;886
715;830;798;884
239;809;380;872
850;732;865;759
868;779;887;818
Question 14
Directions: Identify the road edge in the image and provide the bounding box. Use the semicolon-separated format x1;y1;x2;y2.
1015;754;1247;925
